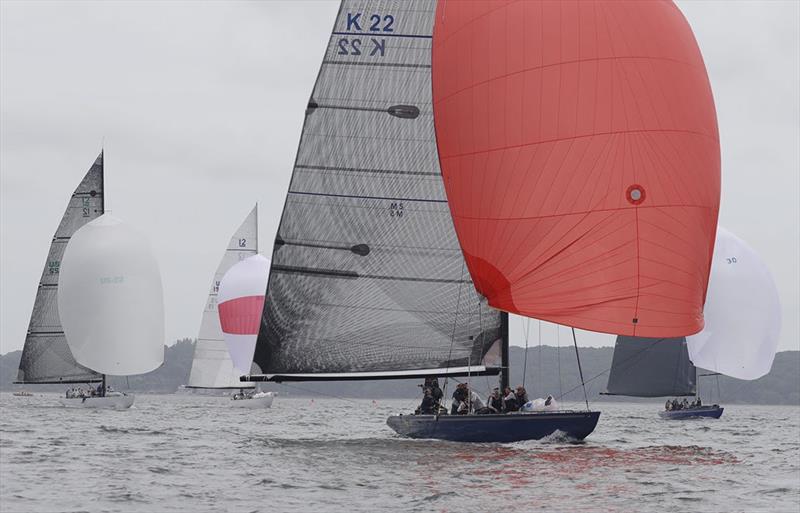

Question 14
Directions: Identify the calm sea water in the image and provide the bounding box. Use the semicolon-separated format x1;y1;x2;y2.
1;393;798;513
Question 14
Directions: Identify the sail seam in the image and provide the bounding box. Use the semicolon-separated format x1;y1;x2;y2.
439;128;719;161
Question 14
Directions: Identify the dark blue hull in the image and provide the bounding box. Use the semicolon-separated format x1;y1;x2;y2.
658;405;724;420
386;411;600;443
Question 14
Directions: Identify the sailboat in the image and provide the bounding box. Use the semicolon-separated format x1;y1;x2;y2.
55;212;165;409
184;206;273;408
218;253;274;408
604;227;781;419
603;335;723;420
239;0;608;443
245;0;719;442
15;153;105;397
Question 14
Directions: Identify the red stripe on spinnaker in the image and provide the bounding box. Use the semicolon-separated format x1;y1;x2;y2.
218;295;265;335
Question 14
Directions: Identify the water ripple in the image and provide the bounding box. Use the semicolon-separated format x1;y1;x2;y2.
0;393;797;513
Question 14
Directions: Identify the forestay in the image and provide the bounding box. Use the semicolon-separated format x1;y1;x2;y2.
16;152;104;384
58;214;164;376
605;336;696;397
187;206;258;389
249;0;502;381
687;227;781;380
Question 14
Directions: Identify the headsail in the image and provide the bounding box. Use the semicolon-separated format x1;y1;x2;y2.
431;1;721;338
219;254;270;375
187;206;258;389
249;0;502;381
687;227;781;380
58;214;164;376
605;336;696;397
16;153;104;384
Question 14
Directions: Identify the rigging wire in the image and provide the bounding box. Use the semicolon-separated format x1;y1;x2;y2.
571;327;590;410
556;324;563;402
556;336;675;400
537;320;542;400
522;317;530;390
441;262;467;411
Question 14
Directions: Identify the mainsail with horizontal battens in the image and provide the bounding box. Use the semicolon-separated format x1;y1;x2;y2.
248;0;503;382
16;152;104;384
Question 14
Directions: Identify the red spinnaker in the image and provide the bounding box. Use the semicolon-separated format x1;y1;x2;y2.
432;0;720;337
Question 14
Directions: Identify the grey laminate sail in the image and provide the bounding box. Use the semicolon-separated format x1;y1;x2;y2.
249;0;502;381
186;206;258;389
16;152;104;384
605;336;697;397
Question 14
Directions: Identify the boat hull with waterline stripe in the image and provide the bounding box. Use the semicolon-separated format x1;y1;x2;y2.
57;393;134;410
229;392;274;409
658;405;723;420
387;411;600;443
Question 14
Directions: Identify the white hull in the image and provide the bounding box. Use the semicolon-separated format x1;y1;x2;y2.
229;391;273;409
58;394;135;410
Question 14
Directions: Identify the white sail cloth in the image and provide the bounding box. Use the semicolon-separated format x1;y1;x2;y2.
218;254;270;374
687;227;781;380
187;206;258;388
58;214;165;375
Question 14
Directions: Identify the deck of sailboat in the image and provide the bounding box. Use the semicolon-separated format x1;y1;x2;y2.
387;410;601;443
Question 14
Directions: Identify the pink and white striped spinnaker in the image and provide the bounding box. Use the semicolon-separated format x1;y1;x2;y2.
217;254;270;374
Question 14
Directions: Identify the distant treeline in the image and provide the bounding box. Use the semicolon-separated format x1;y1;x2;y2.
1;341;798;405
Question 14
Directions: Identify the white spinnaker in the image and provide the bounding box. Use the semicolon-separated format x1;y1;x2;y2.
687;227;781;380
58;214;165;375
218;254;270;374
187;206;258;388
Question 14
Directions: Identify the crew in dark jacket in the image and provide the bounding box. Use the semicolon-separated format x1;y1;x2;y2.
488;388;503;413
451;383;468;414
419;387;436;414
425;377;443;403
515;385;529;407
502;386;519;412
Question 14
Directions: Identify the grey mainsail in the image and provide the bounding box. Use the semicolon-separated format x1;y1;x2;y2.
16;152;104;384
604;336;697;397
187;206;258;389
249;0;503;381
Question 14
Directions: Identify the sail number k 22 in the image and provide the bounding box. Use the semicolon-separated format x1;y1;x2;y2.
338;13;394;57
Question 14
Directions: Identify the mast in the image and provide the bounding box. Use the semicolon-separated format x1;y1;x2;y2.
100;152;105;401
500;312;509;392
100;152;106;401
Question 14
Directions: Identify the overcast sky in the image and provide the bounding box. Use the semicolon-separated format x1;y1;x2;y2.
1;1;798;355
